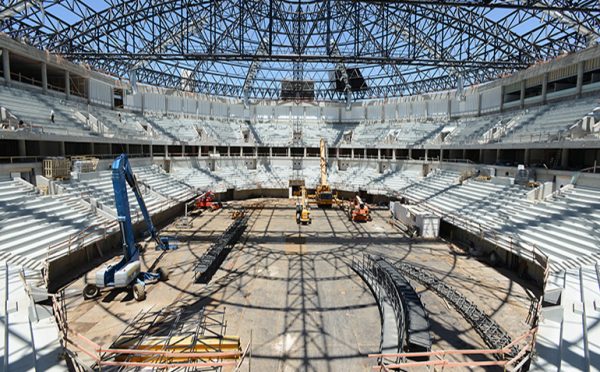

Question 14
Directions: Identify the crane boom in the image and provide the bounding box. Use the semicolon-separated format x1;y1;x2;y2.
320;138;328;187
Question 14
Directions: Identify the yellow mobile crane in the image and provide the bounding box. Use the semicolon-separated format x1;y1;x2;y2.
295;187;312;225
315;138;334;207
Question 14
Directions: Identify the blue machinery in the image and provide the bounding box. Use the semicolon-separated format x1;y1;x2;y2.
83;154;175;301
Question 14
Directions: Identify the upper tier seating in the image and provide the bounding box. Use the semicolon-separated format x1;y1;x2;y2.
0;84;92;136
133;165;197;202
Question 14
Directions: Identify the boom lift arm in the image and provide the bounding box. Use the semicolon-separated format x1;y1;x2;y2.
82;153;172;301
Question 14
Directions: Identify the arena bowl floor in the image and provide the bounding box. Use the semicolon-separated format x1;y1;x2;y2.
63;198;538;371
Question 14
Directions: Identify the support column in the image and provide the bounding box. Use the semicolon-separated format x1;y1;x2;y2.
41;62;48;93
150;144;153;160
576;62;584;98
541;73;548;104
269;147;272;157
377;148;381;160
240;147;243;157
561;148;569;169
519;80;525;109
440;148;444;162
60;141;66;156
524;148;530;166
165;145;169;158
64;71;70;99
392;149;396;160
479;149;483;163
351;148;355;159
2;48;10;82
303;147;307;157
212;145;216;155
424;149;428;162
18;140;26;157
90;142;95;156
408;148;412;160
462;149;466;160
182;145;186;157
496;148;501;164
227;146;231;157
499;86;505;112
125;143;130;154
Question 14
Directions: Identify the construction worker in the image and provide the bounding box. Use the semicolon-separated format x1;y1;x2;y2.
50;109;55;123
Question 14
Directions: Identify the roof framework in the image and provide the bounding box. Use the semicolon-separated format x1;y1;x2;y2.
1;0;599;100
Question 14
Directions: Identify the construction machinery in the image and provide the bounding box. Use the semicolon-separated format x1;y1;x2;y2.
296;187;312;225
82;154;173;302
315;138;334;207
195;191;223;211
349;195;372;222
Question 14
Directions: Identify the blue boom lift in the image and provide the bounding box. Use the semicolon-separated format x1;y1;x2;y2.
82;154;174;301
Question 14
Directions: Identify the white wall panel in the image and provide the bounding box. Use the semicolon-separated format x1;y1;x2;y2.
89;79;112;107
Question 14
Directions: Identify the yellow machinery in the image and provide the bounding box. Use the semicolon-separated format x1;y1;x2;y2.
315;138;334;207
296;187;311;225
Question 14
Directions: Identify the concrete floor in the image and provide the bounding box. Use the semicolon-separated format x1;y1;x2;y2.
64;198;538;371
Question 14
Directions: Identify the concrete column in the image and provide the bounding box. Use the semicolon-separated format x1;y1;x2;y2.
477;93;482;117
303;147;307;157
377;148;381;160
41;62;48;92
524;148;530;166
90;142;95;156
335;148;339;159
479;149;483;163
351;148;355;159
408;148;413;160
165;145;169;158
182;145;186;157
287;147;290;157
519;80;526;109
64;71;70;99
576;62;584;98
561;148;569;169
496;148;501;164
2;48;10;82
424;149;428;162
125;143;130;154
392;149;396;160
60;141;66;156
462;149;466;160
440;148;444;162
269;147;272;157
499;86;505;112
227;146;231;157
18;140;26;157
150;144;153;159
240;147;243;156
541;73;548;104
212;145;216;155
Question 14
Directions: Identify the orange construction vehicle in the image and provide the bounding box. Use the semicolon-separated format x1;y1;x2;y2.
349;195;371;222
195;191;223;211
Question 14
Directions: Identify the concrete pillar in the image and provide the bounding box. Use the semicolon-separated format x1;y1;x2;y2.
424;149;428;162
335;148;339;159
125;143;130;154
150;144;154;159
351;148;355;159
287;147;290;157
408;148;412;160
541;73;548;104
90;142;95;156
519;80;526;109
440;148;444;162
41;62;48;93
2;48;10;82
64;71;70;99
576;62;584;98
499;86;505;112
240;147;243;157
524;148;530;166
377;148;381;160
496;148;501;164
479;149;483;163
303;147;307;157
182;145;185;157
392;149;396;161
462;149;466;160
60;141;66;156
269;147;272;157
561;148;569;169
477;93;482;117
18;140;26;157
213;145;216;155
165;145;169;158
